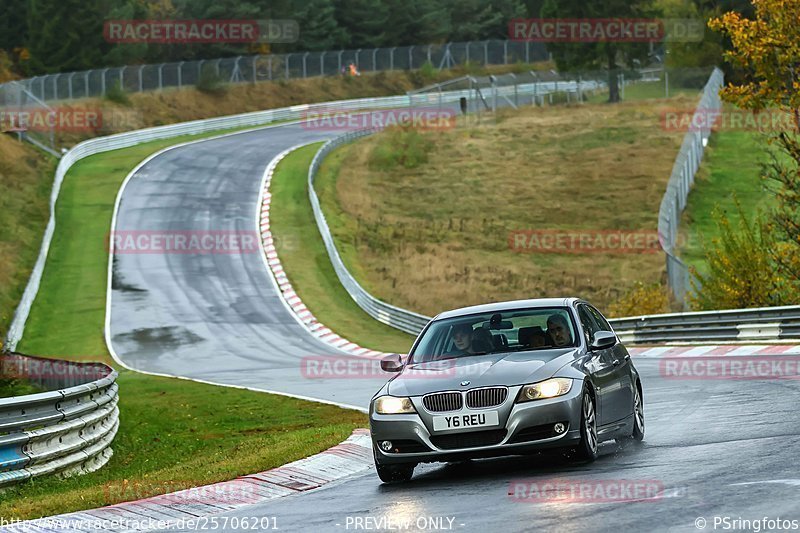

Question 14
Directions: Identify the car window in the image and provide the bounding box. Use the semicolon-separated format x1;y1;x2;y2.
577;304;601;345
409;307;579;362
588;305;613;332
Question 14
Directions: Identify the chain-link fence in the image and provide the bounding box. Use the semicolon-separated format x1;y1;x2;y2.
658;67;724;308
0;40;550;104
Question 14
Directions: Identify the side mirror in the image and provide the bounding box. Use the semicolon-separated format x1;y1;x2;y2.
590;331;617;351
380;353;404;373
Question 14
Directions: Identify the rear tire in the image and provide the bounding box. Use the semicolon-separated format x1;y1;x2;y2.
572;389;598;462
374;448;415;483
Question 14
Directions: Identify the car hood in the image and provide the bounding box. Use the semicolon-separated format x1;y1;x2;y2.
387;348;580;397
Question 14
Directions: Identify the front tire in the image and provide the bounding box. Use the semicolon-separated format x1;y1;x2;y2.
572;389;598;462
374;449;415;483
631;384;645;441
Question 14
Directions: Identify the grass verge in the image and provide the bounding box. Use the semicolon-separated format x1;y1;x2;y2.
269;144;414;353
679;130;775;275
0;135;57;342
0;127;366;520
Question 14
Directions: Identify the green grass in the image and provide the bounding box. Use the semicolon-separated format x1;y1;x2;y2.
679;130;775;275
1;128;366;520
0;139;57;344
269;143;414;354
587;80;700;103
0;377;44;397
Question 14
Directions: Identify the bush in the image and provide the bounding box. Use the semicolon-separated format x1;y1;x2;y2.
196;65;227;95
104;81;130;106
368;127;431;170
418;60;437;82
689;200;787;310
607;282;671;317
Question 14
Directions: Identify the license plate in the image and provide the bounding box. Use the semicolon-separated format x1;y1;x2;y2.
432;411;499;431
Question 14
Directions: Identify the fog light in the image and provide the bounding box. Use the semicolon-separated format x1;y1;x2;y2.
379;440;393;452
554;423;566;434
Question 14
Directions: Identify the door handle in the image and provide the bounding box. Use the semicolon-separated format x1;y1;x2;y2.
613;359;621;366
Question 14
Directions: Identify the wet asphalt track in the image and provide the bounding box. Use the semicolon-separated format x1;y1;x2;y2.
109;122;800;532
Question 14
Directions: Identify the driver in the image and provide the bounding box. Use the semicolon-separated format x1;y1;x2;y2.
449;323;474;355
546;314;573;347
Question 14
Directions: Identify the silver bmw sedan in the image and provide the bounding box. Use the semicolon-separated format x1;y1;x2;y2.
369;298;644;482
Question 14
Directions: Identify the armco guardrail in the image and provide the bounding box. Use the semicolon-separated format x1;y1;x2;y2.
0;353;119;487
5;77;590;351
612;305;800;344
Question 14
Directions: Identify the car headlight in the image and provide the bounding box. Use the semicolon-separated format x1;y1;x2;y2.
517;378;573;402
374;396;416;414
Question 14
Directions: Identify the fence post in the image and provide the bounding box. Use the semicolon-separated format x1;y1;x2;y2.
302;52;309;78
119;67;124;90
157;64;163;91
320;51;325;76
427;45;432;64
102;68;109;96
252;56;258;82
408;46;413;69
215;59;221;77
177;62;183;88
525;41;529;64
68;72;75;99
138;65;144;92
285;54;290;79
503;40;508;64
372;48;378;71
390;47;396;70
466;41;470;64
197;60;204;83
268;56;272;80
665;69;670;98
53;74;58;101
355;49;361;68
337;50;343;73
491;75;497;113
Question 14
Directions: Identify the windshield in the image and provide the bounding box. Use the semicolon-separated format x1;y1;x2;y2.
409;307;579;363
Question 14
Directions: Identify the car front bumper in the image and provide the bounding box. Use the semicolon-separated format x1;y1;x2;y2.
370;383;584;465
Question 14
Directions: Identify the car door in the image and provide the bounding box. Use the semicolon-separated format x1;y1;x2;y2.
588;305;634;423
577;304;617;426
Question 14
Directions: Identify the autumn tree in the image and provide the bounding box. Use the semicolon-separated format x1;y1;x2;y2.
710;0;800;298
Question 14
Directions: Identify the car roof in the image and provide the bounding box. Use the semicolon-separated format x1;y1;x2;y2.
432;297;581;321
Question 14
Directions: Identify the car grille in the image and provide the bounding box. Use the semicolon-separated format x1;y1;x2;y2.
423;392;463;412
430;429;507;450
465;387;508;409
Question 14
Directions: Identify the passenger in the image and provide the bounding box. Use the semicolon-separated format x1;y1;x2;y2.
546;314;573;347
